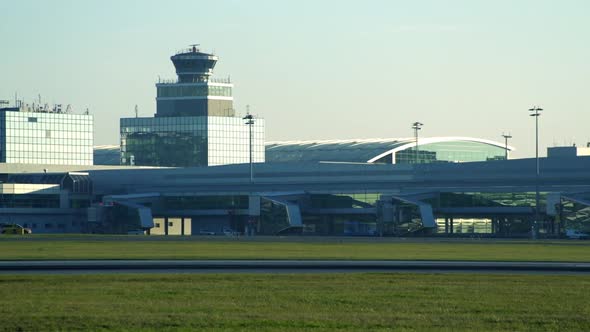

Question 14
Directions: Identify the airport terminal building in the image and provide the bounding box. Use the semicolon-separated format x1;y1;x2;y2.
2;93;587;237
3;146;590;237
2;45;589;237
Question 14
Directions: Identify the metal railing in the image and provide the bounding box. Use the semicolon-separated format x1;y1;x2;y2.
157;77;231;84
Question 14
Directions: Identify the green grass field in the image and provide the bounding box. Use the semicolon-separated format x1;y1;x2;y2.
0;273;588;331
0;236;589;261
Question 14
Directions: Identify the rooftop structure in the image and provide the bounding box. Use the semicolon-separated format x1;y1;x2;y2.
547;145;590;158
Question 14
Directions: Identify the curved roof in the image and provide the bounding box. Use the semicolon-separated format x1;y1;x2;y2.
265;137;515;164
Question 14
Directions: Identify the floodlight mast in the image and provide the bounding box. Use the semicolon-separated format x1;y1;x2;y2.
529;106;543;240
412;122;423;164
501;133;512;159
243;105;255;183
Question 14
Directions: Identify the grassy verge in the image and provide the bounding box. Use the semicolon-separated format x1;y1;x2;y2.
0;273;588;331
0;236;589;261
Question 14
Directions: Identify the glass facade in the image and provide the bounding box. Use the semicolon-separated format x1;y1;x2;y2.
120;117;207;167
0;110;93;165
207;116;264;166
560;197;590;233
120;116;264;167
435;218;492;234
395;140;506;164
266;138;509;164
157;83;232;98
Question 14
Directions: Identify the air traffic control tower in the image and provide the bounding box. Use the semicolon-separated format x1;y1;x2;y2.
155;45;234;117
120;45;264;167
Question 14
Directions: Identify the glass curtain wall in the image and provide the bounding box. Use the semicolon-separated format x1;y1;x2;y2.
120;116;265;167
157;84;232;98
207;117;265;166
0;111;93;165
120;117;207;167
396;141;506;164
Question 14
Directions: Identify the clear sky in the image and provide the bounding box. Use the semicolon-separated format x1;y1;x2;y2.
1;0;588;158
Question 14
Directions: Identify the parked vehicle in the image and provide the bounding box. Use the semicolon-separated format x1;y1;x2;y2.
0;223;32;235
223;227;239;236
565;229;589;239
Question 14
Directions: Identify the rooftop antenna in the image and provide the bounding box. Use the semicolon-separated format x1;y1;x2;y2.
135;105;138;118
85;108;89;115
38;94;42;105
189;43;200;52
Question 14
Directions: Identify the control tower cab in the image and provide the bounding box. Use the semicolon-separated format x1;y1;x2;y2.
171;44;218;83
156;45;234;117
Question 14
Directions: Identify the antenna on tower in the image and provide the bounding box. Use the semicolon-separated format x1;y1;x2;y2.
189;43;200;52
135;105;138;118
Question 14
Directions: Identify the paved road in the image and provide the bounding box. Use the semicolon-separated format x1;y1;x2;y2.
1;260;589;275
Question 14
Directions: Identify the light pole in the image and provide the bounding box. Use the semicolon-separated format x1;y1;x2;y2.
501;133;512;159
529;106;543;240
412;122;423;164
243;105;255;183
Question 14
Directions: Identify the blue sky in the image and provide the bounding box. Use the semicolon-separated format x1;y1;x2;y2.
1;0;588;157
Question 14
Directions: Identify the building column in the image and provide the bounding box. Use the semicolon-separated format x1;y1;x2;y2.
164;217;169;236
59;190;70;209
491;217;496;235
450;217;454;234
444;217;449;234
248;195;261;237
181;217;185;236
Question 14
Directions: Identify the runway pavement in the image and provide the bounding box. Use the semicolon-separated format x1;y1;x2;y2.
1;260;589;275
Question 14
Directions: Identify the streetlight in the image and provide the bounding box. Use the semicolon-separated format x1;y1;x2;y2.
412;122;423;164
529;106;543;240
243;105;255;183
501;133;512;160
